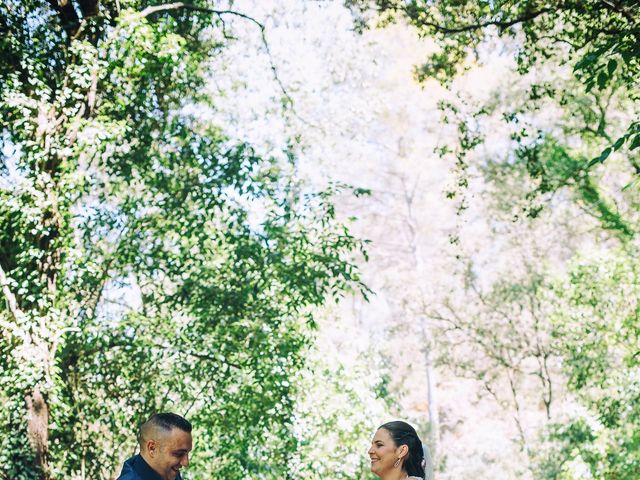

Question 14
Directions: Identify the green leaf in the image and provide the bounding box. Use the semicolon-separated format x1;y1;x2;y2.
574;52;598;71
607;58;617;75
613;136;626;151
588;147;612;167
622;177;639;192
597;71;608;89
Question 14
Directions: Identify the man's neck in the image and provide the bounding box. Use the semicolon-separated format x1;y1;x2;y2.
138;452;163;479
139;451;153;468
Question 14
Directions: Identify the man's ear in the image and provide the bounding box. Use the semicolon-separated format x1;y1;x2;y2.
147;439;158;457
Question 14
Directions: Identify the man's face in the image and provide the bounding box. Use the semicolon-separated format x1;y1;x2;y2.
147;428;193;480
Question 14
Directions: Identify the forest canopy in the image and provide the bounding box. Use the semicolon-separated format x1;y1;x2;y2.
2;1;640;480
0;2;366;479
350;0;640;232
347;1;640;478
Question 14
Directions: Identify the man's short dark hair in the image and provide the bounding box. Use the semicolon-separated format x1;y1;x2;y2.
144;412;192;434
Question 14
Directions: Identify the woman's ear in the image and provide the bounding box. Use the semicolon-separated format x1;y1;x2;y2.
397;443;409;459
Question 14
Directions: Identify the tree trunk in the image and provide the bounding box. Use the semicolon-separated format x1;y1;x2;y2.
400;172;440;454
26;386;50;480
421;325;439;453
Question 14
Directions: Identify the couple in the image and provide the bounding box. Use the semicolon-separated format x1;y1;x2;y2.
118;413;432;480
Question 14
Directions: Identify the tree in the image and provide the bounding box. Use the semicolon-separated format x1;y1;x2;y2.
535;247;640;480
0;1;366;478
290;303;395;480
429;258;557;444
340;9;639;477
348;0;640;233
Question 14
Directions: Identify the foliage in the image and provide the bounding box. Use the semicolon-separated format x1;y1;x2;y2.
349;0;639;136
349;0;640;234
291;310;393;480
427;254;558;460
539;247;640;479
0;1;366;479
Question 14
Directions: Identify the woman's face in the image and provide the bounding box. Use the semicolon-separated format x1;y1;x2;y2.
368;428;400;478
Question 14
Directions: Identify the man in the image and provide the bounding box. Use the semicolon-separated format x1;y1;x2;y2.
117;412;193;480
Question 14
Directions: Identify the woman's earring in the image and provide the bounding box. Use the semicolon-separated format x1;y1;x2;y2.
393;458;401;468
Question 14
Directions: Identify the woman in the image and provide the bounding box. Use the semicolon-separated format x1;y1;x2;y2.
368;421;432;480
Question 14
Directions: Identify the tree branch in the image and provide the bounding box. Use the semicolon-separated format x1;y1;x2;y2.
0;263;27;339
78;0;99;18
0;263;25;322
138;3;261;28
75;223;130;325
134;3;296;109
412;8;552;35
47;0;81;36
599;0;638;23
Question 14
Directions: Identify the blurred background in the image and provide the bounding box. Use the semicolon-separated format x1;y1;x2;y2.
1;1;638;479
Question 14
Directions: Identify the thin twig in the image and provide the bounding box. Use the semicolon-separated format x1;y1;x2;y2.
183;377;215;416
133;3;319;126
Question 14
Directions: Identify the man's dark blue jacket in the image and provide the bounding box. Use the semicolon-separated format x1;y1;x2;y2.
117;454;182;480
